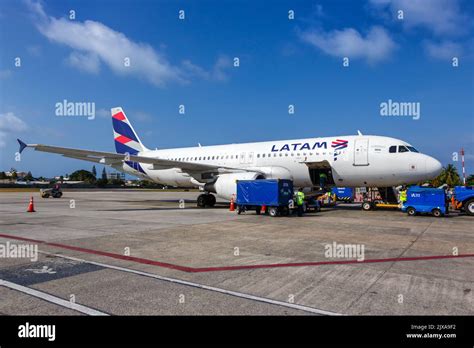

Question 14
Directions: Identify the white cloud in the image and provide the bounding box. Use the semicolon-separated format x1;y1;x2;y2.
0;112;28;148
369;0;469;37
27;1;234;86
27;1;186;86
66;51;100;74
182;55;232;81
424;40;463;60
300;26;397;63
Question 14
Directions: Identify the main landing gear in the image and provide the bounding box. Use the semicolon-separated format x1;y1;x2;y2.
197;193;216;207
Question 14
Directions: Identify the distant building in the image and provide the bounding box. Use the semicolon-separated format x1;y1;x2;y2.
54;176;70;181
5;171;27;178
107;172;125;180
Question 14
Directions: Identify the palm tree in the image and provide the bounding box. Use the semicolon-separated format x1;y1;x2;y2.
431;164;461;187
467;174;474;186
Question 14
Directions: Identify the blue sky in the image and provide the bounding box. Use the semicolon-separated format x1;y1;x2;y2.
0;0;473;178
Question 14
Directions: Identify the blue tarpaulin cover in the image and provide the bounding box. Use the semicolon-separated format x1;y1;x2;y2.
236;179;293;206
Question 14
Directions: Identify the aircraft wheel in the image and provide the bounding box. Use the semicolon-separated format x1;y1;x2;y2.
197;194;207;207
206;194;216;207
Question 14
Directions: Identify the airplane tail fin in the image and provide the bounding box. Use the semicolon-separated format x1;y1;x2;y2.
111;107;148;155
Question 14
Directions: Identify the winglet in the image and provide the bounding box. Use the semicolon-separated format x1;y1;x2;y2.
17;139;28;154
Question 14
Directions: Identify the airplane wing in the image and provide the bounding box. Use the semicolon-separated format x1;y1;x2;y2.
17;139;261;174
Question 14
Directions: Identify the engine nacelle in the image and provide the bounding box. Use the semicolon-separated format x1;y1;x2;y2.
253;166;293;180
204;172;265;200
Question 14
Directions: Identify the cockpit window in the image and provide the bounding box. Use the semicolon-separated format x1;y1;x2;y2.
389;146;397;153
398;146;409;153
407;146;419;153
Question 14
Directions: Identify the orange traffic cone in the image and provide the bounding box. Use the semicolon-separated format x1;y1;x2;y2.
27;196;35;213
229;196;235;212
260;205;266;214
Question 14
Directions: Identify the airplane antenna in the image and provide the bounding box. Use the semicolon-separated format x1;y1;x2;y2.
198;143;202;147
357;130;363;136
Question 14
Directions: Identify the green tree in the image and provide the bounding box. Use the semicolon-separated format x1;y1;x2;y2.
110;178;125;186
431;164;462;187
92;165;97;178
101;167;107;181
24;171;33;181
69;170;96;183
466;174;474;186
11;171;18;180
0;171;6;179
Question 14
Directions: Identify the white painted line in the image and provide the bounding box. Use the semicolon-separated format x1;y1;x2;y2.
0;279;109;316
40;251;343;316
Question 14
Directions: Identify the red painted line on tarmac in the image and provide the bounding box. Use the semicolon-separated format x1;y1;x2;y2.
191;254;474;272
0;233;194;272
1;233;473;273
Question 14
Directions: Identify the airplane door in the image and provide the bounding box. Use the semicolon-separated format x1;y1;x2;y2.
353;138;369;166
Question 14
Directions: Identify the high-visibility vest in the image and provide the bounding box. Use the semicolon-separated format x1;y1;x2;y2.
296;191;305;205
400;190;407;202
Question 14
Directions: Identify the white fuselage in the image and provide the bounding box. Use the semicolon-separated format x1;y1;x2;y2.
118;135;442;198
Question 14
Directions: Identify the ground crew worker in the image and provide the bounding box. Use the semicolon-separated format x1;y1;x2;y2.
295;188;305;217
399;186;407;204
326;190;332;205
319;172;327;190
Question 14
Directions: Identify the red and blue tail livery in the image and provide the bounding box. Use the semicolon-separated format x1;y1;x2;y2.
112;107;146;155
111;107;147;173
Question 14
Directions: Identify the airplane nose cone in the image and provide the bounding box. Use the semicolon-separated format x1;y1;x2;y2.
425;157;442;178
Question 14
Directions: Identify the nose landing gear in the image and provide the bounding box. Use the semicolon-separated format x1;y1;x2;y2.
197;193;216;207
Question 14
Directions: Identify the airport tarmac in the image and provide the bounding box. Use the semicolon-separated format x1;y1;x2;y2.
0;190;473;316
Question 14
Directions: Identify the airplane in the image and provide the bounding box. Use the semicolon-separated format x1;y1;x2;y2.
18;107;442;207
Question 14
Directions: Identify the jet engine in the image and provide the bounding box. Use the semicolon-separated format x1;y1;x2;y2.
204;172;265;200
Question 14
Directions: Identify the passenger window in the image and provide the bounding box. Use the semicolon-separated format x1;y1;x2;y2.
399;146;409;153
389;146;397;153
